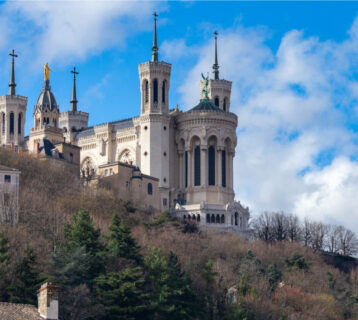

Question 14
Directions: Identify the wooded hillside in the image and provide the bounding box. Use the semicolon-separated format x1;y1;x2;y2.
0;148;358;320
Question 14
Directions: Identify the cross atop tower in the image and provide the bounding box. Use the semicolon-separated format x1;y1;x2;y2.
152;12;159;62
9;49;18;96
70;66;79;112
213;31;219;80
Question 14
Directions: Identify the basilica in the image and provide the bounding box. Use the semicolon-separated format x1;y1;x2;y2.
0;16;250;235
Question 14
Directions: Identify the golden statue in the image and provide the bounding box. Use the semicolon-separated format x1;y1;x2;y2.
44;62;52;81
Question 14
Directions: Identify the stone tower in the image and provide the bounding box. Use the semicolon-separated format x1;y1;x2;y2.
138;13;172;211
59;67;89;143
200;32;232;112
28;64;63;152
37;282;59;320
0;50;28;148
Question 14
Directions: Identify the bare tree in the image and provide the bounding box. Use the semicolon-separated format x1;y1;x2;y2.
251;211;273;242
309;221;327;251
325;224;341;254
337;226;358;256
286;214;301;242
271;212;288;241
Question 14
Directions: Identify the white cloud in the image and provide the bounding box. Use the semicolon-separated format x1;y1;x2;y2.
179;19;358;232
0;0;160;68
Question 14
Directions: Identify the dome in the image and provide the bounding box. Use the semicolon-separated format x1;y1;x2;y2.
188;98;223;112
35;80;59;112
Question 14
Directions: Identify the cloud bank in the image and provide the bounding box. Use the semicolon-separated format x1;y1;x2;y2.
174;21;358;232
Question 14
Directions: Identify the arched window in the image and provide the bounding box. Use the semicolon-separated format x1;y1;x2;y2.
235;212;238;226
194;146;201;186
147;183;153;195
185;151;188;188
18;114;22;134
2;113;5;134
206;213;210;223
214;97;219;107
211;214;215;223
153;79;158;103
188;215;191;220
216;214;220;223
208;146;215;186
144;80;149;103
223;98;227;111
9;113;14;134
183;215;186;220
221;214;225;224
197;214;200;222
162;80;166;103
222;150;226;187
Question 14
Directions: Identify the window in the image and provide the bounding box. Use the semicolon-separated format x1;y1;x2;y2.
214;97;219;107
222;150;226;187
2;113;5;134
110;168;113;175
216;214;220;223
104;169;108;176
4;175;11;183
163;198;167;207
211;214;215;223
206;214;210;223
185;151;188;188
18;114;22;134
144;80;149;103
153;79;158;103
208;146;215;185
162;80;166;103
147;183;153;195
9;113;14;134
70;152;73;163
194;146;201;186
221;214;225;224
197;214;200;222
126;181;130;188
223;98;227;111
235;212;238;226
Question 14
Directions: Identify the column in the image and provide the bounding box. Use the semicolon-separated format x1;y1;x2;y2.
217;147;223;187
186;148;192;187
178;150;184;189
201;145;207;187
228;150;234;189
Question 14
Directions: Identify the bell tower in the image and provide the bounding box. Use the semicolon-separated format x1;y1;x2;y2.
138;13;172;211
200;32;232;112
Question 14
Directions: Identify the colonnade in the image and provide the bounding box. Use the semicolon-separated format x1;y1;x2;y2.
0;111;24;145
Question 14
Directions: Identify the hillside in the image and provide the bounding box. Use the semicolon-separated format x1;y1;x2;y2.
0;148;358;320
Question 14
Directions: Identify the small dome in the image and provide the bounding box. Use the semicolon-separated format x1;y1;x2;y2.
35;80;59;112
188;98;223;112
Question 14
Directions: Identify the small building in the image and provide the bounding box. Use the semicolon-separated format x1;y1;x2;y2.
0;165;20;224
0;282;59;320
97;161;160;213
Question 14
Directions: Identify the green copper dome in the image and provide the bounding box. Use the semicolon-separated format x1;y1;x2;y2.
189;98;223;112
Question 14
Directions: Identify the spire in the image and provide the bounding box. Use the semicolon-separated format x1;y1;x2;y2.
9;49;18;96
70;66;79;112
152;12;158;62
212;31;219;80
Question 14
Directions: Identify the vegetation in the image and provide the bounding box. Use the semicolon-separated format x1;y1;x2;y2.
1;148;358;319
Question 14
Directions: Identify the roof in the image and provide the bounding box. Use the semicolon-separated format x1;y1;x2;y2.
0;165;20;172
35;80;59;112
38;138;64;159
0;302;41;320
188;98;223;112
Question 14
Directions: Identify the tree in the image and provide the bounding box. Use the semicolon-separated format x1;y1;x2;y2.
337;226;358;256
107;213;141;263
271;212;288;241
287;214;301;242
326;225;341;254
266;263;282;291
63;209;105;281
9;246;43;305
95;267;150;320
0;233;11;301
252;212;273;242
144;248;202;320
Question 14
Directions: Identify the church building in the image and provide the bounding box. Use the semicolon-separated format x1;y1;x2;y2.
0;15;250;235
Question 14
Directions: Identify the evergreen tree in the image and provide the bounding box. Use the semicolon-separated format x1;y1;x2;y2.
265;263;282;291
95;267;151;320
9;246;43;305
144;248;202;320
107;214;141;263
63;209;105;281
0;233;11;301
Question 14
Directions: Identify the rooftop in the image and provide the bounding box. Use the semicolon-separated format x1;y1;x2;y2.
0;302;41;320
0;165;20;172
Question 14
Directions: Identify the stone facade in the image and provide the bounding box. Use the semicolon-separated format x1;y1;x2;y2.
0;19;250;235
0;165;20;225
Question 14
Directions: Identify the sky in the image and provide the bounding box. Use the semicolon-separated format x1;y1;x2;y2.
1;1;358;232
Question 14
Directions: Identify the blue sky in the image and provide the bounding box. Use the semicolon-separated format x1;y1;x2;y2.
1;1;358;232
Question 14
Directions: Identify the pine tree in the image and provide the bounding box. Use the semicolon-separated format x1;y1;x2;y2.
9;246;43;305
95;267;151;320
107;214;141;263
0;233;11;301
144;248;202;320
63;209;105;281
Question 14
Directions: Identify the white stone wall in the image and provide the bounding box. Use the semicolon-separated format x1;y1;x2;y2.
0;169;20;225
